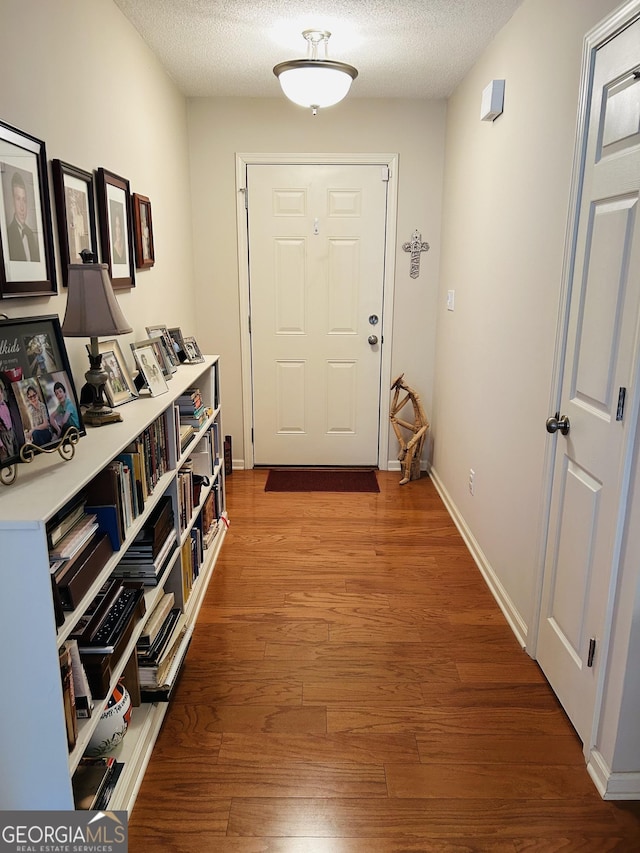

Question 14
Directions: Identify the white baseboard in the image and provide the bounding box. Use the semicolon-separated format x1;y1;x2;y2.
429;466;529;650
587;749;640;800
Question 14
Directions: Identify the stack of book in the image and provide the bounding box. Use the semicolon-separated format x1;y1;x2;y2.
72;756;124;810
177;388;208;430
112;495;177;585
137;592;188;700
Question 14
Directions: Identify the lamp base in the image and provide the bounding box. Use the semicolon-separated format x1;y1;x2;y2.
82;404;122;427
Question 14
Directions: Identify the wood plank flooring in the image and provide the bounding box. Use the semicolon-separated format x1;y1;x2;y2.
128;469;640;851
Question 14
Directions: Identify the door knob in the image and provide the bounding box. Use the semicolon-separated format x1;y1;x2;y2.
546;412;570;435
368;335;378;345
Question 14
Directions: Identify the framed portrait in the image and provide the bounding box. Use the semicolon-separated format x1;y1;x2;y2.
167;327;188;363
51;160;99;287
0;315;84;469
130;341;168;397
182;336;205;364
0;120;57;298
89;339;137;408
146;325;179;370
96;167;135;290
133;193;155;269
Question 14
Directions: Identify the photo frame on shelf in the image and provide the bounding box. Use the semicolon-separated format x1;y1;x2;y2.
89;339;137;408
96;167;135;290
130;340;168;397
182;336;205;364
0;315;84;470
51;160;99;287
133;193;155;270
0;120;57;298
167;327;187;363
146;325;179;370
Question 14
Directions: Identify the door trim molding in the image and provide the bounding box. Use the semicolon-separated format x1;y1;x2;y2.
235;152;399;469
531;0;640;745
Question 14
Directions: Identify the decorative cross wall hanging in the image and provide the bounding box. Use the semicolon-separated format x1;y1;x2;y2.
402;229;430;278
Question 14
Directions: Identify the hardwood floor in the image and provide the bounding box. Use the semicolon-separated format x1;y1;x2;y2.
128;470;640;851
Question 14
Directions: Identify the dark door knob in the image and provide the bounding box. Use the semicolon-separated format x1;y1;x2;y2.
546;412;570;435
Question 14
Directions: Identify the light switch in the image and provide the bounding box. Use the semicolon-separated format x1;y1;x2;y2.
447;290;455;311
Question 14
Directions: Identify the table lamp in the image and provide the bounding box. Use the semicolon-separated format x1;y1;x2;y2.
61;255;132;426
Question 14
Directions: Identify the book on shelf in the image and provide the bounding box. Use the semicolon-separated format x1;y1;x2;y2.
53;532;113;611
67;638;94;718
93;761;124;811
49;515;99;562
138;610;188;691
137;591;175;648
46;494;87;549
112;528;177;585
59;643;77;751
72;756;120;810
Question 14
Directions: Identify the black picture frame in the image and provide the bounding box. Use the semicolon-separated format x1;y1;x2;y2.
0;315;84;470
133;193;155;269
96;167;135;290
51;160;99;287
0;120;57;298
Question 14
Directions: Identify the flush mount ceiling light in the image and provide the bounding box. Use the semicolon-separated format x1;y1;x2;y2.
273;30;358;115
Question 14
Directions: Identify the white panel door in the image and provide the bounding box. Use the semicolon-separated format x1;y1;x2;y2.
247;163;387;465
537;18;640;743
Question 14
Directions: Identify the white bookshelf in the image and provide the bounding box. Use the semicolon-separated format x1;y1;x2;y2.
0;357;227;811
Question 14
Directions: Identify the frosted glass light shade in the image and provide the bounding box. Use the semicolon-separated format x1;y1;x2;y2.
275;60;357;109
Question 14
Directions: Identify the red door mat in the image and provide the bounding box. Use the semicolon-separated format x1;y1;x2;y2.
265;468;379;493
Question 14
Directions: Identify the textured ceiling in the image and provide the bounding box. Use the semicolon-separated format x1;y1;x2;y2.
113;0;524;100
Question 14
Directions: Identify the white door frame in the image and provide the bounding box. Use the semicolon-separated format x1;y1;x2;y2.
530;0;640;748
235;152;399;470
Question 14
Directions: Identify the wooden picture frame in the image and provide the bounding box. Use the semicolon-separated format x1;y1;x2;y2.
146;325;179;369
133;193;155;269
51;160;99;287
182;336;205;364
130;340;168;397
0;120;57;297
96;167;135;290
90;339;137;408
0;315;84;470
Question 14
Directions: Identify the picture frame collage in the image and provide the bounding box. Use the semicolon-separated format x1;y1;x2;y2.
0;115;208;474
0;118;157;298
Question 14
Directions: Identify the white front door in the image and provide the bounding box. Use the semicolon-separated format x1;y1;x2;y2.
537;15;640;744
246;163;388;466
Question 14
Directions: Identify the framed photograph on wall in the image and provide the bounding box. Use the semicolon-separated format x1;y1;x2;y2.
0;120;57;298
96;167;135;290
51;160;99;287
133;193;155;269
90;339;137;408
0;315;84;470
130;340;168;397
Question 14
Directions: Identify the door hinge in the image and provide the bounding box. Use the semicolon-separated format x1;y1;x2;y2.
381;165;390;182
248;315;251;334
240;186;248;209
251;427;254;444
587;637;596;668
616;386;626;421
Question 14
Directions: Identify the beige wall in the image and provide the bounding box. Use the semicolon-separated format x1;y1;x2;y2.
432;0;621;636
0;0;197;386
187;97;446;466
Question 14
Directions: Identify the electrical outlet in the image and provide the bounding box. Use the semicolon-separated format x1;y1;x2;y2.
469;468;475;496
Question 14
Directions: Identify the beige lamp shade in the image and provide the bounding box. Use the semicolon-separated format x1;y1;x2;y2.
62;263;132;338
